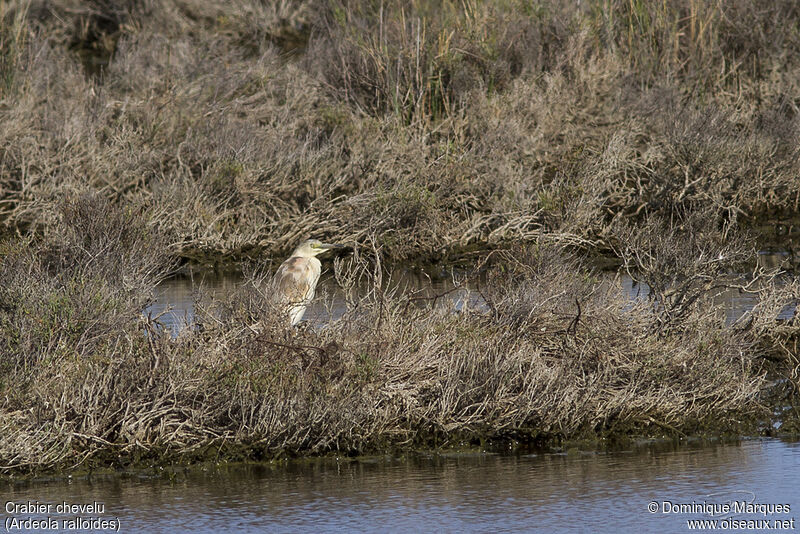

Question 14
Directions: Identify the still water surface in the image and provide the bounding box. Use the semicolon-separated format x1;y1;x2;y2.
145;267;482;333
146;251;797;333
4;439;799;533
106;255;800;532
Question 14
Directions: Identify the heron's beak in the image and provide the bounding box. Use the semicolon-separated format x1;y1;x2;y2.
318;243;346;254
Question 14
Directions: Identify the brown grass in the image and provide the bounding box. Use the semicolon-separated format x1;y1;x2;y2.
0;0;799;475
0;197;797;475
0;0;797;262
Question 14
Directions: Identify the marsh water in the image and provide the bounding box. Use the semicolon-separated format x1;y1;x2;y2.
4;254;798;532
144;266;483;333
4;438;799;533
146;251;798;334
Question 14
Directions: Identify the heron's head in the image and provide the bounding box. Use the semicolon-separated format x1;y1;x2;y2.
292;239;344;258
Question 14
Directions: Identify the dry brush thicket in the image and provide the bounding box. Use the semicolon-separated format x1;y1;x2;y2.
0;1;799;475
0;197;797;475
0;0;798;261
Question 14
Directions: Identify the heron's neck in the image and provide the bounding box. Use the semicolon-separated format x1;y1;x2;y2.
291;248;319;259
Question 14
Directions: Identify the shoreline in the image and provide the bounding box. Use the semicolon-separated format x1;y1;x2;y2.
172;217;800;273
2;432;788;483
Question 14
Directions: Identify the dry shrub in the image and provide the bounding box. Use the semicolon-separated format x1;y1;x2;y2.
590;0;800;88
0;0;799;262
2;0;800;477
611;212;753;331
596;103;800;219
0;195;174;367
611;212;800;360
0;0;31;96
307;0;570;123
182;242;774;454
2;215;795;474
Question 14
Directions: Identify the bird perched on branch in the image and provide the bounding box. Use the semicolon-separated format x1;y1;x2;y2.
273;239;344;326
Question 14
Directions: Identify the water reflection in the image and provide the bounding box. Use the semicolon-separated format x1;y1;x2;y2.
145;253;797;334
144;268;479;333
4;439;799;533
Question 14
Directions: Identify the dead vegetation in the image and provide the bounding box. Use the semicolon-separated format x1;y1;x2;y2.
0;0;797;262
0;0;799;475
0;197;797;475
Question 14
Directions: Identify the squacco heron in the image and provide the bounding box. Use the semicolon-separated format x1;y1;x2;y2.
273;239;344;326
